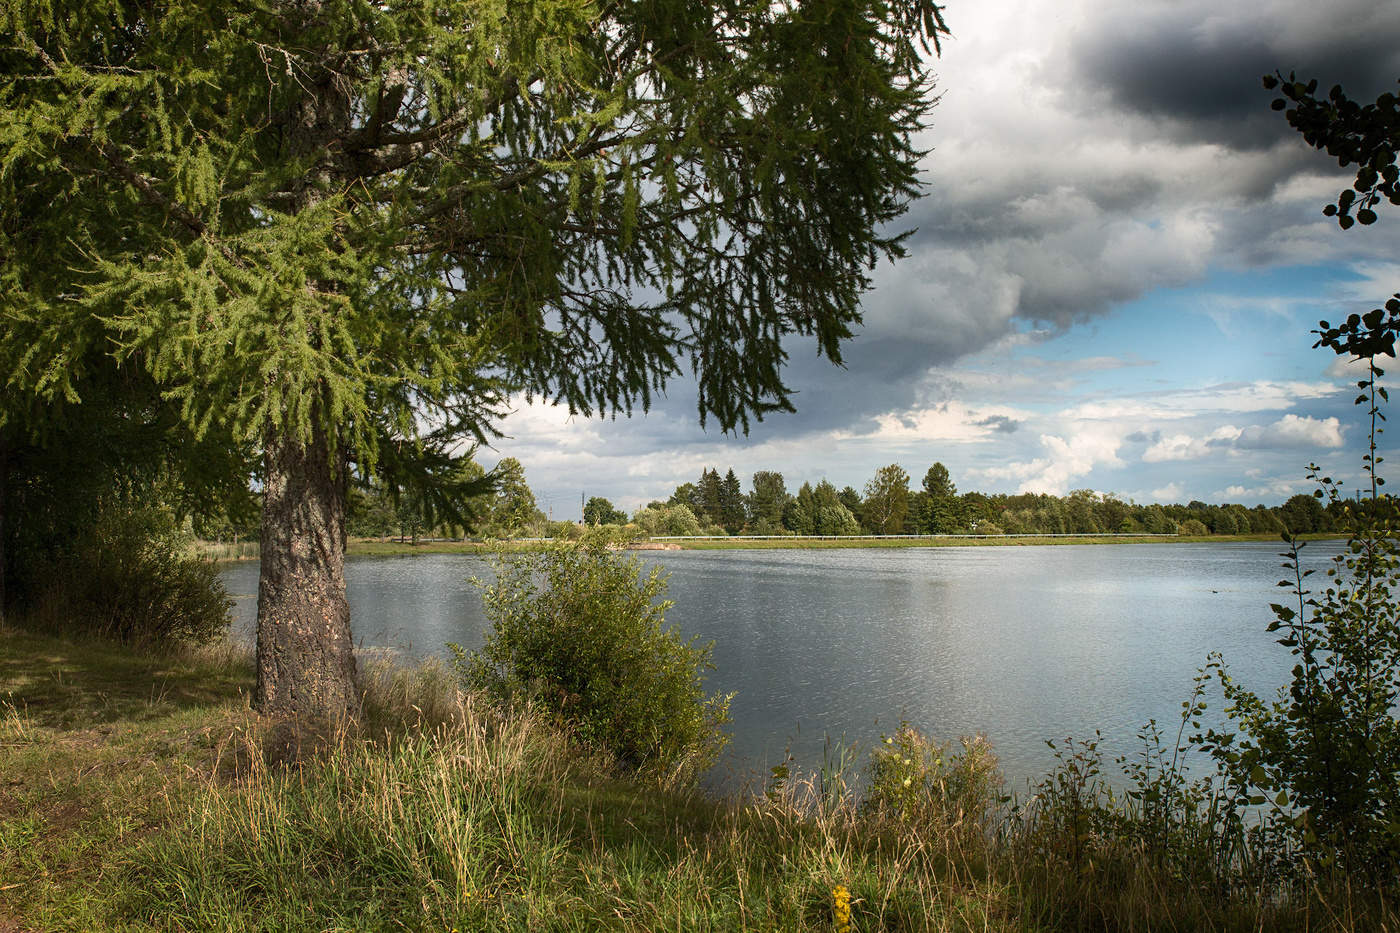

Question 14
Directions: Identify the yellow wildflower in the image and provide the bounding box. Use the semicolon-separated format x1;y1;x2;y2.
832;884;852;933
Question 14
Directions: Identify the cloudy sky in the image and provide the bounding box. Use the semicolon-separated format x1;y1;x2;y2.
492;0;1400;521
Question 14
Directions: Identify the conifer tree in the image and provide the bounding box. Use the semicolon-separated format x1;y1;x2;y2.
696;468;724;526
747;471;790;529
1;0;948;717
720;468;745;534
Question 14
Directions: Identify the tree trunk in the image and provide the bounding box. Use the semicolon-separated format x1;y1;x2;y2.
0;438;7;626
254;421;356;717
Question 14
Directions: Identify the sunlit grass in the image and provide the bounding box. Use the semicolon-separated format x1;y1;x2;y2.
2;623;1393;931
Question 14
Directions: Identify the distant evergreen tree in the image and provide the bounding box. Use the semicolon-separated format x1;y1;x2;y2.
747;471;790;530
905;490;931;534
783;482;817;535
837;486;864;524
489;458;539;534
720;469;746;534
668;483;699;511
920;462;962;532
696;468;724;525
812;480;861;535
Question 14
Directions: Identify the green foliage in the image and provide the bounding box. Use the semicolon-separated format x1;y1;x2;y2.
921;462;956;499
720;468;746;534
862;724;1001;835
780;480;861;535
862;463;910;533
453;539;730;781
346;483;399;539
42;500;230;646
1278;491;1331;534
542;519;584;540
1196;476;1400;876
581;496;626;527
1177;518;1209;536
1;0;949;486
694;468;724;526
781;486;815;535
485;457;540;535
747;470;790;529
632;503;702;537
667;482;699;511
915;462;963;532
1262;72;1399;230
1181;100;1400;880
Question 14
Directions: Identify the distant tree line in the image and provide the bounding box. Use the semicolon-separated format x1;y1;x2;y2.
346;457;556;543
581;462;1348;537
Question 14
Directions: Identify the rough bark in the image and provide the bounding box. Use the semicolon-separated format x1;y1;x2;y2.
0;439;7;625
252;15;359;718
254;421;356;717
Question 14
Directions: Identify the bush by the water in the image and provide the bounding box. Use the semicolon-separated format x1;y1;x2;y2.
862;725;1002;838
41;501;231;645
451;537;731;782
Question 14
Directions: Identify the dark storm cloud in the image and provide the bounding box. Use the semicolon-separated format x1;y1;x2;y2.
591;0;1400;450
1072;1;1400;150
500;0;1400;491
974;415;1021;434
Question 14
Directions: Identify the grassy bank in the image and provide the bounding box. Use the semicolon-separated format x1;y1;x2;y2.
3;625;1391;931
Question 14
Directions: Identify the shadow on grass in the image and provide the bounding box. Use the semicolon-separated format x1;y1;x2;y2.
0;627;253;729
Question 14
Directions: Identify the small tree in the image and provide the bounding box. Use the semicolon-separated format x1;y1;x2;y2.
582;496;626;527
747;471;790;529
720;468;746;534
455;539;731;782
488;457;539;536
1197;301;1400;878
863;463;910;533
1190;72;1400;880
921;462;962;532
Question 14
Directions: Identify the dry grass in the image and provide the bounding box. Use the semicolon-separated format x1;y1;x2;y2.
3;625;1397;931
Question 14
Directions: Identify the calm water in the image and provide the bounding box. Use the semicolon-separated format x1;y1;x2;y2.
221;541;1344;789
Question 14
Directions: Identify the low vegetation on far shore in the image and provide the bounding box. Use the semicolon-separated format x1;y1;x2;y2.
194;530;1343;563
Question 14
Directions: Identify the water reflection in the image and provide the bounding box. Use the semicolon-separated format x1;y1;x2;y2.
222;541;1344;790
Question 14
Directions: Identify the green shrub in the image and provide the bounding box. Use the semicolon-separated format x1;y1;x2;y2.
862;723;1002;836
1190;305;1400;882
45;501;231;645
631;503;702;537
542;519;583;540
1178;518;1209;536
452;537;731;782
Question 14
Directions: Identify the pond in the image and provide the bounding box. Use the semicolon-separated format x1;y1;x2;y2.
221;540;1343;791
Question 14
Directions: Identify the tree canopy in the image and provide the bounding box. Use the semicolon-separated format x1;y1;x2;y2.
0;0;949;716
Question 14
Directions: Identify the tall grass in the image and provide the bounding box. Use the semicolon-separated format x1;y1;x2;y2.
191;538;260;562
3;621;1393;931
118;659;1400;932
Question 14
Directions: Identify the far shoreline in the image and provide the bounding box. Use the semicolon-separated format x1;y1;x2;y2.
332;532;1340;556
199;532;1345;563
